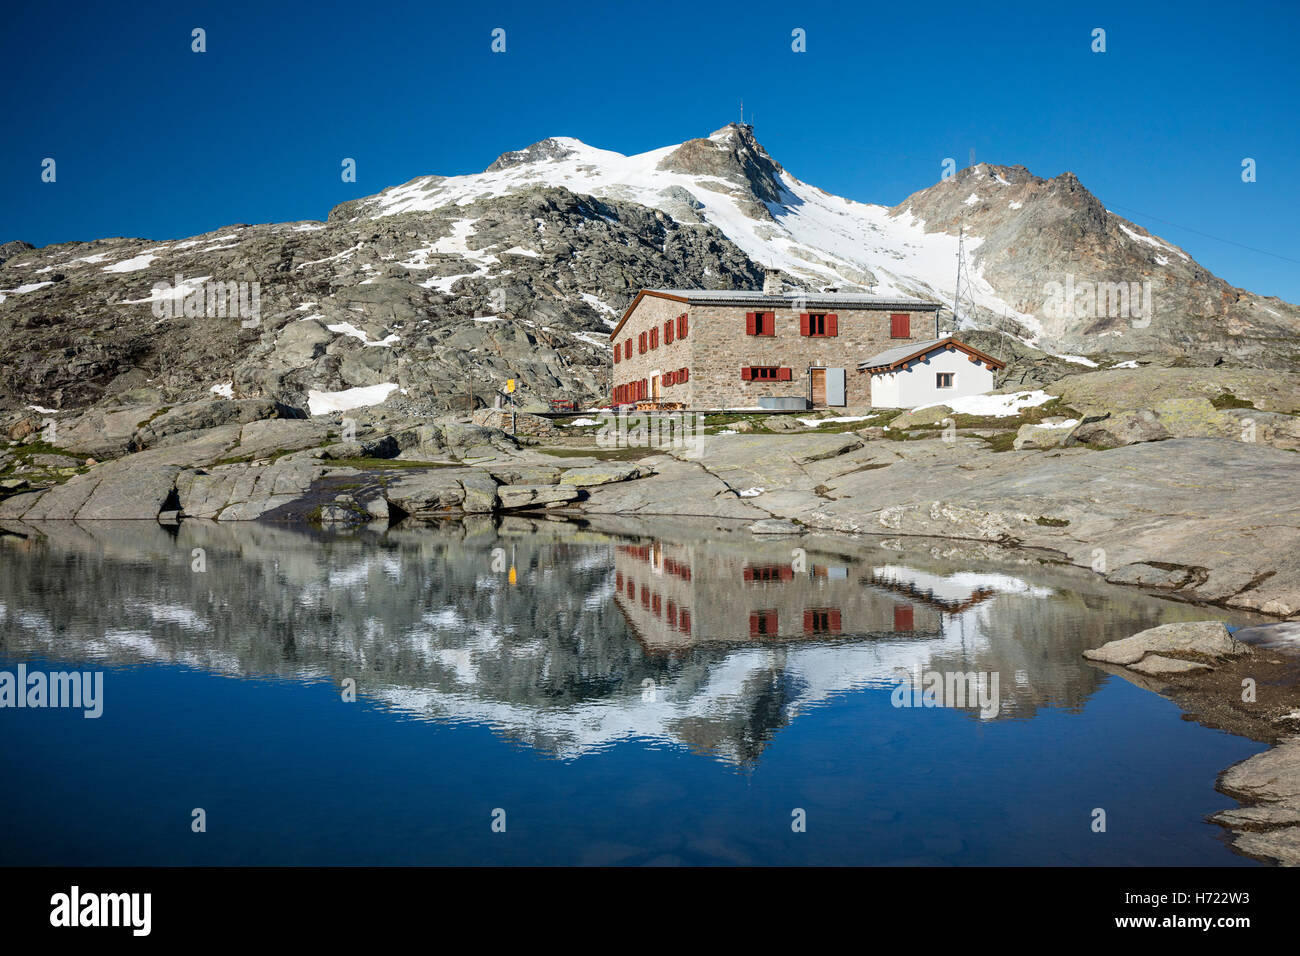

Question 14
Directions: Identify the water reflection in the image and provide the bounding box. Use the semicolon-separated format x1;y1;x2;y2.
0;514;1258;769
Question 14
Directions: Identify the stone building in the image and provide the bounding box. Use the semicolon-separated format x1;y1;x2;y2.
609;287;944;410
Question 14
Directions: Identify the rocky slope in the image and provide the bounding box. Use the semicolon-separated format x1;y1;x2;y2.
2;123;1297;425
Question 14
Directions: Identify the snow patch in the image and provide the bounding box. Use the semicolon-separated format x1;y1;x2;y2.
914;389;1053;417
307;383;400;415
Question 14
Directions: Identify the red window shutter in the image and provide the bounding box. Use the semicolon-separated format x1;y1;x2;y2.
679;610;691;634
894;605;914;631
828;609;842;633
681;367;689;382
666;602;677;627
650;328;658;349
745;312;756;335
665;320;674;344
765;611;778;633
613;345;620;364
780;566;793;581
802;610;815;634
800;313;810;336
749;613;761;637
891;314;910;338
777;367;792;381
741;367;753;381
624;341;631;360
743;567;754;582
826;314;838;336
679;313;688;338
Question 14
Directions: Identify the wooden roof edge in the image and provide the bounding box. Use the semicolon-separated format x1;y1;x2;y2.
860;336;1008;373
610;290;689;341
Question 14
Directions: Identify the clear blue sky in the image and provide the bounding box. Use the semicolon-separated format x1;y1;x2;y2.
3;0;1297;301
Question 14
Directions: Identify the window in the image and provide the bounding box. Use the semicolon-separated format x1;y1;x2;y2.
744;564;793;582
802;609;842;635
612;343;620;364
801;313;839;337
936;372;954;388
749;610;779;637
678;367;689;382
623;340;632;361
639;331;647;353
664;319;674;344
742;366;791;381
746;311;775;336
650;327;658;349
677;313;688;338
890;313;911;338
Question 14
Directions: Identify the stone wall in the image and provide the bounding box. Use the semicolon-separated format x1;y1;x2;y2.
470;408;556;437
610;294;694;405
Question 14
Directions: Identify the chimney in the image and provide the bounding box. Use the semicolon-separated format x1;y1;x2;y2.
762;269;783;295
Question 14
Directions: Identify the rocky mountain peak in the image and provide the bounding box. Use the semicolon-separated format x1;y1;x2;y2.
656;123;787;205
485;137;586;172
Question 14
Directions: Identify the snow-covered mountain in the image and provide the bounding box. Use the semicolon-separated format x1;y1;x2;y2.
2;123;1297;416
337;122;1300;362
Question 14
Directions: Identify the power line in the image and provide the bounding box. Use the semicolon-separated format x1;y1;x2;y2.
1107;203;1300;267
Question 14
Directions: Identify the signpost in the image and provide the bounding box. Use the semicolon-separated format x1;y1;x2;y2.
506;378;516;436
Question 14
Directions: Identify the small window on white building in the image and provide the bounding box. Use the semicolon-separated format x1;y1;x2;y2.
936;372;954;388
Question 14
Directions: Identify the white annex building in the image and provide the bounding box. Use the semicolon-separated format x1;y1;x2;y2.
858;337;1006;409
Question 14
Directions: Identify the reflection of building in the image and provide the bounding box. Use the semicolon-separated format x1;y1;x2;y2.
613;540;947;652
1;517;1159;768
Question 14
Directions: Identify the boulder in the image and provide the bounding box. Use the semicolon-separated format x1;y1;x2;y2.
235;418;333;459
275;319;333;365
1067;409;1170;448
56;404;162;458
1013;419;1078;450
497;484;581;510
136;399;301;448
384;469;469;516
1083;621;1250;666
1213;737;1300;867
558;463;643;487
890;404;953;428
318;495;368;524
458;472;500;514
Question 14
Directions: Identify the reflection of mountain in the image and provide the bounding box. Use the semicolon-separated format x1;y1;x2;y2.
0;516;1227;767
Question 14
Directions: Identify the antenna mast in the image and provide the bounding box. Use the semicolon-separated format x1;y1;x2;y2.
950;222;978;335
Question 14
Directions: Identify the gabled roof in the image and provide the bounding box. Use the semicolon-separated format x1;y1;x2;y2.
858;336;1006;373
611;288;941;340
